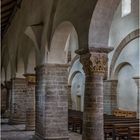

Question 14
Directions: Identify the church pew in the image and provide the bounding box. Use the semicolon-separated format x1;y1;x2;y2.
68;110;83;133
104;119;139;139
68;110;139;139
128;126;140;140
112;123;139;140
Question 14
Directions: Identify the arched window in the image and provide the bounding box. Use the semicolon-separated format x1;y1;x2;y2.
122;0;131;17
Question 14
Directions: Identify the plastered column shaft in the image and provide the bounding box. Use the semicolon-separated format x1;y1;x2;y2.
34;64;69;140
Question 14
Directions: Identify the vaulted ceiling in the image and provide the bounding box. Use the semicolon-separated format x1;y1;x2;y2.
1;0;22;39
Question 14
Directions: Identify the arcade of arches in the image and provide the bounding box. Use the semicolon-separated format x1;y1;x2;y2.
1;0;140;140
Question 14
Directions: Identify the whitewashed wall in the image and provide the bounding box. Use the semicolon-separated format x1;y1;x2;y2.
108;0;139;111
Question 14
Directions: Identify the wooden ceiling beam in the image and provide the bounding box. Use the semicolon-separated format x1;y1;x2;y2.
1;3;15;13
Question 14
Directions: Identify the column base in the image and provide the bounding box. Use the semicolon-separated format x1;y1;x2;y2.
33;134;69;140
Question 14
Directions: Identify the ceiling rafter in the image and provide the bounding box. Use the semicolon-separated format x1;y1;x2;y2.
1;0;22;39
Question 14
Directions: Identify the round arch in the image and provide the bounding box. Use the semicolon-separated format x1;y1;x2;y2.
70;71;85;111
16;54;25;78
115;62;137;111
68;55;80;73
24;26;40;52
110;29;140;77
89;0;120;48
68;71;82;86
68;58;85;85
6;61;12;81
48;21;79;64
1;68;6;84
25;48;36;74
113;62;132;79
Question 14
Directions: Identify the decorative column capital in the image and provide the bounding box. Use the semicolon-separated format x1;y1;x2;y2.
76;47;113;75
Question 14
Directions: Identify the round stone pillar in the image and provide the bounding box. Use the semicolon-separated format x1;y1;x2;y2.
133;76;140;119
24;74;36;130
76;47;113;140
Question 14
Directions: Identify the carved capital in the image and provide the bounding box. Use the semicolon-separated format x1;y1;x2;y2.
90;52;108;74
76;47;112;76
80;52;93;75
79;52;107;75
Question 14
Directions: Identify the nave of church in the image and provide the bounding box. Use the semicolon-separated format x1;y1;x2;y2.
1;0;140;140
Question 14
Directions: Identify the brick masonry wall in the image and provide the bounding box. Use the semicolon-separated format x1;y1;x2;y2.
34;64;69;140
103;80;118;114
9;78;27;124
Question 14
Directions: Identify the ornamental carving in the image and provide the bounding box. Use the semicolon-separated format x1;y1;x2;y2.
90;53;108;74
80;53;93;75
80;52;108;75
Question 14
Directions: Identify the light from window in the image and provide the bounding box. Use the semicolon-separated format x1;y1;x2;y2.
122;0;131;17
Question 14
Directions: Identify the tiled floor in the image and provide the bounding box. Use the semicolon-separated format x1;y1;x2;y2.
1;119;82;140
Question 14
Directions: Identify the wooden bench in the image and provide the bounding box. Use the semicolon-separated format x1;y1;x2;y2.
68;110;83;134
128;126;140;140
68;110;139;138
112;123;139;140
104;119;139;139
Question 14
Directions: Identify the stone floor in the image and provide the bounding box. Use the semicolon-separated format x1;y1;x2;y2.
1;119;82;140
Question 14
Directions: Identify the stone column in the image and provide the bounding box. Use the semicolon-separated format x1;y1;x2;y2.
76;47;113;140
9;78;27;124
133;77;140;119
1;85;7;115
24;74;36;130
34;64;69;140
3;81;12;118
5;81;12;111
68;85;72;109
103;80;118;115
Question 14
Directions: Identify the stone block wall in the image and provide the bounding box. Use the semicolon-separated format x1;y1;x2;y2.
26;83;35;110
9;78;27;124
35;64;69;140
103;80;118;114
